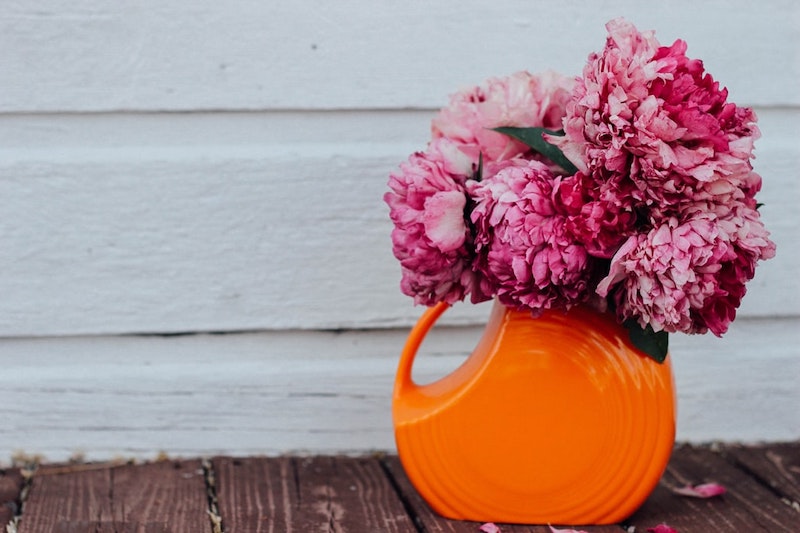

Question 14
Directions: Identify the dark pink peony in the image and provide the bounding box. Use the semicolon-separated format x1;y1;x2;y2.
597;202;775;335
469;159;595;314
553;18;761;218
432;70;574;165
384;139;486;305
555;171;639;258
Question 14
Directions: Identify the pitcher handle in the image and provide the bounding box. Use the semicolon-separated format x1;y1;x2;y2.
394;302;450;397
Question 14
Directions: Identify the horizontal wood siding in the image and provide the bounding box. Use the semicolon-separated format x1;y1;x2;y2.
1;1;798;459
1;316;798;462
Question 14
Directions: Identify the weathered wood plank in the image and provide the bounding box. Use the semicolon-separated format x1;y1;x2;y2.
293;456;415;532
17;466;111;532
212;457;294;532
0;467;23;528
9;448;800;531
18;460;210;533
214;456;416;532
106;461;209;529
626;444;799;532
48;522;170;532
380;456;621;533
718;442;800;506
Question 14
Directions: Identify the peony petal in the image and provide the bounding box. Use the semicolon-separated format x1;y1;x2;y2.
479;523;502;533
548;526;590;533
647;524;679;533
423;190;467;252
672;482;727;498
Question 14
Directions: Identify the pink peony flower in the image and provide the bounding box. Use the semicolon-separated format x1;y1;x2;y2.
470;159;595;314
597;203;775;335
384;139;488;306
553;18;761;218
688;203;775;335
555;171;638;258
432;70;574;165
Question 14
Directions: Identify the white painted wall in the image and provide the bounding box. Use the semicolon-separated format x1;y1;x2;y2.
1;1;798;462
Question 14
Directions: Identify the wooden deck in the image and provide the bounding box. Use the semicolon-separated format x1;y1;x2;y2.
1;443;797;532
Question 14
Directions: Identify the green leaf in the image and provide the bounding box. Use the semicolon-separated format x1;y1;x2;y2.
624;320;669;363
492;127;579;175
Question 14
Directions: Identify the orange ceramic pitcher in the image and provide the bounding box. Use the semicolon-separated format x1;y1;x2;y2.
393;300;676;525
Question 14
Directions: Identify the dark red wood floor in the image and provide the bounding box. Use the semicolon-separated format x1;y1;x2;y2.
2;442;797;532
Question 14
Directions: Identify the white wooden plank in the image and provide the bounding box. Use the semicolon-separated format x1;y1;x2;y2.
1;0;797;112
0;141;473;336
0;110;434;149
1;315;797;463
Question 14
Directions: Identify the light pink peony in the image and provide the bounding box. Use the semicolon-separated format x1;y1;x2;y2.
553;18;761;217
597;203;775;335
432;70;574;165
470;159;595;314
384;139;487;305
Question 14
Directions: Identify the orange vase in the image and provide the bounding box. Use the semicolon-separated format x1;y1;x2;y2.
393;300;676;525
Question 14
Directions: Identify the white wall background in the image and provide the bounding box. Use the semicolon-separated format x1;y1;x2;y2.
1;0;798;462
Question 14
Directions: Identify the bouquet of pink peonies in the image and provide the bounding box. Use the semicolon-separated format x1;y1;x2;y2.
384;18;776;361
